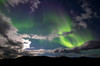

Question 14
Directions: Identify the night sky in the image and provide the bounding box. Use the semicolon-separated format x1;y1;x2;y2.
0;0;100;58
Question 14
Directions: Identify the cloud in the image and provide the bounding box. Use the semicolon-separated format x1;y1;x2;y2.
26;49;52;56
20;34;47;40
74;0;98;29
30;0;40;13
20;34;31;38
6;0;28;7
22;39;31;50
52;40;100;54
74;40;100;50
0;12;32;59
20;31;73;41
0;0;41;59
0;13;11;39
3;0;40;13
31;34;47;40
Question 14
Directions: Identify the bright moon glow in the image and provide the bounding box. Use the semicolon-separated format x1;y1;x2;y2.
22;39;31;50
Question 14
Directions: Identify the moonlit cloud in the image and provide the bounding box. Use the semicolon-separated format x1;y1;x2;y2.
0;0;40;58
22;39;31;50
20;34;31;38
31;35;47;40
0;12;32;59
26;49;52;56
0;0;42;58
30;0;40;13
6;0;28;7
20;31;73;42
3;0;40;13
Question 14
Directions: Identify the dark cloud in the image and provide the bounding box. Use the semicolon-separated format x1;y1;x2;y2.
0;46;21;59
75;40;100;50
0;15;10;39
52;40;100;54
0;13;26;59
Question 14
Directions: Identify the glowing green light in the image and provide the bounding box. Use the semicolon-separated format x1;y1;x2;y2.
59;36;74;48
12;18;34;31
44;11;94;48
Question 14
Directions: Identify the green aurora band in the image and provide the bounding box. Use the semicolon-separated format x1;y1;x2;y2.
43;12;94;48
12;18;34;32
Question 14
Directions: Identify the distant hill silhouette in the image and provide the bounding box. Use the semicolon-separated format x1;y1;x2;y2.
0;56;100;64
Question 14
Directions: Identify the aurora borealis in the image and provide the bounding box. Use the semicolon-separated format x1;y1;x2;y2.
36;10;93;48
43;11;93;48
0;0;100;58
10;6;94;49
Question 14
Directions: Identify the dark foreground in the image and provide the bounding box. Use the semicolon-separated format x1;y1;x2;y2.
0;56;100;64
